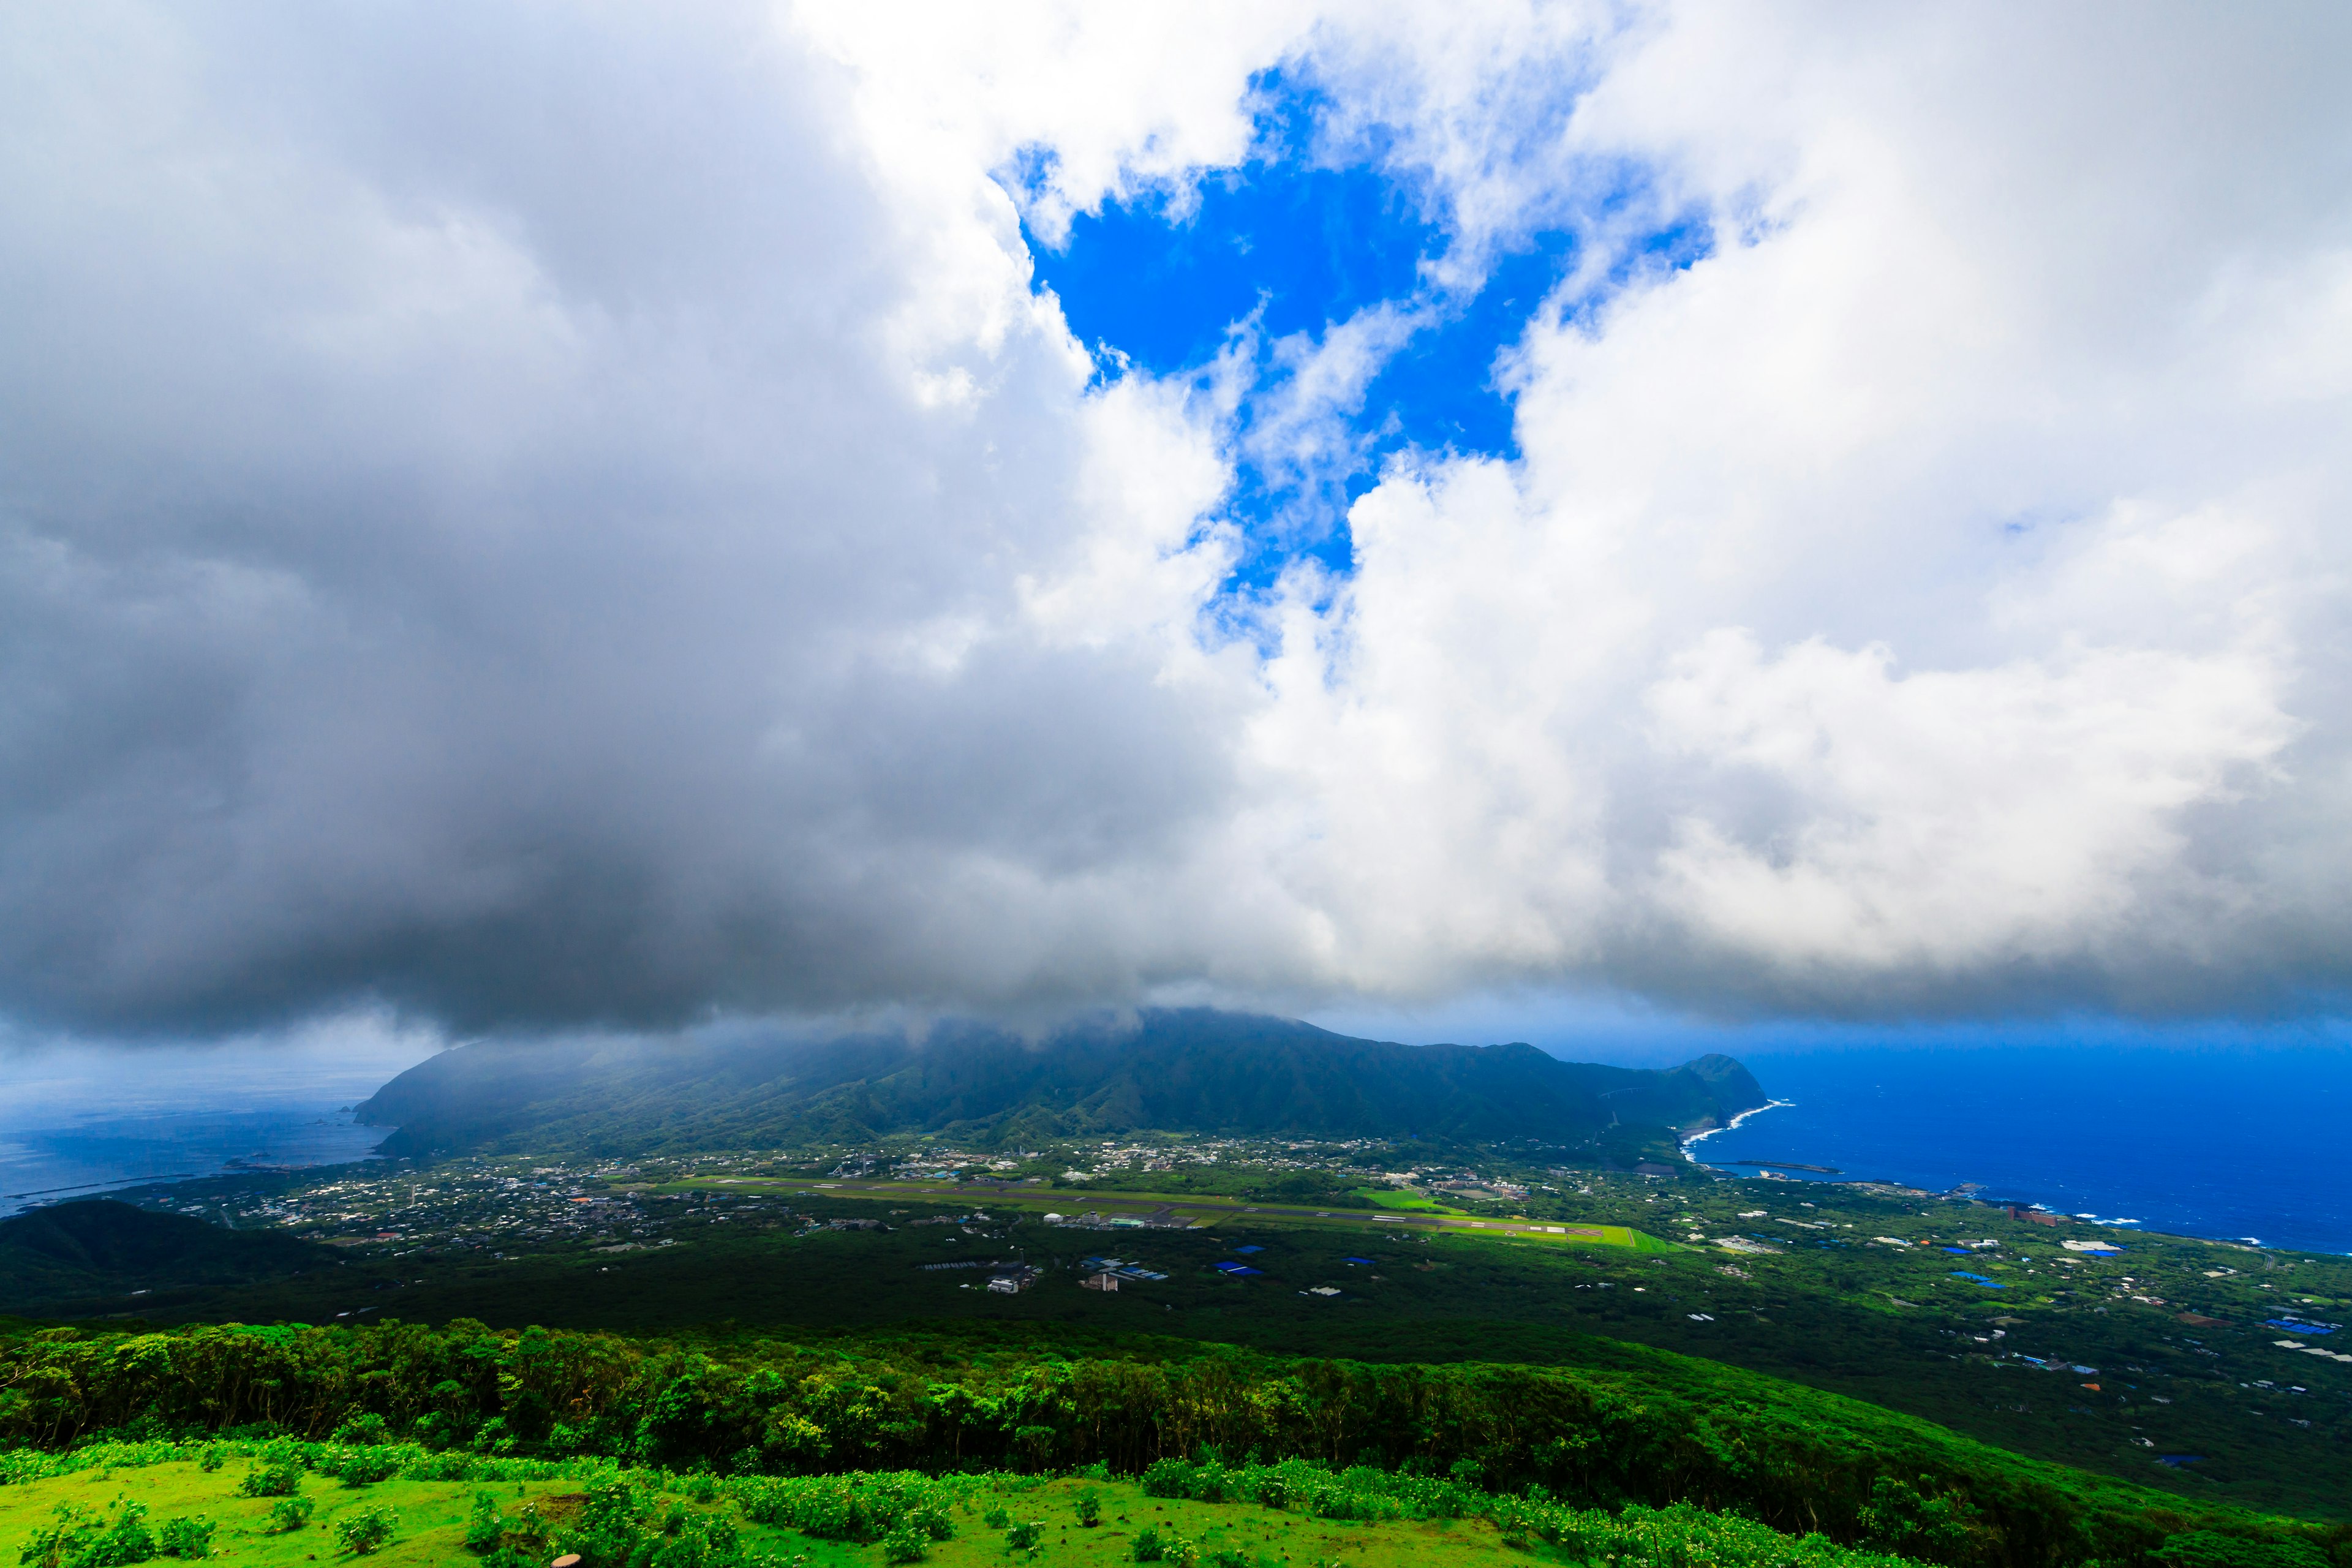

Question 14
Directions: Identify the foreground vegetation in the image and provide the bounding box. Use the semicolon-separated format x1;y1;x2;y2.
0;1318;2342;1568
0;1441;1991;1568
21;1159;2344;1521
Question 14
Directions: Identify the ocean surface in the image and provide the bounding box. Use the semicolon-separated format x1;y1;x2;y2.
0;1033;431;1218
1692;1044;2352;1255
0;1108;386;1216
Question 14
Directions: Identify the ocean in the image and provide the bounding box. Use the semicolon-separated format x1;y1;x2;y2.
0;1108;386;1216
1692;1044;2352;1254
0;1034;434;1218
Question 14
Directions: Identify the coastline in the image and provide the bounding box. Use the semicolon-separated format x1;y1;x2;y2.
1666;1048;2352;1254
1682;1098;1790;1155
0;1105;385;1219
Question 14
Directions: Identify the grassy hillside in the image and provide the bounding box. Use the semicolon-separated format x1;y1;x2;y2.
354;1009;1765;1156
0;1321;2339;1568
42;1153;2348;1520
0;1448;1964;1568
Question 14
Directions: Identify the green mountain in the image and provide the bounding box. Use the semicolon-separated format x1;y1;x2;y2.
0;1199;330;1311
356;1008;1766;1156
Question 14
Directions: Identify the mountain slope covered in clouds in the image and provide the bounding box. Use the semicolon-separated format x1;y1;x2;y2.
356;1009;1765;1158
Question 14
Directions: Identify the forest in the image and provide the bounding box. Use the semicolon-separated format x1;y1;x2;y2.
0;1317;2340;1568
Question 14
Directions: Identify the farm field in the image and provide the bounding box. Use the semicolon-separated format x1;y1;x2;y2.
660;1173;1660;1251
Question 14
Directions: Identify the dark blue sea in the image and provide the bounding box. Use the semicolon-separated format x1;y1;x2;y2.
0;1038;424;1218
0;1108;386;1218
1692;1045;2352;1255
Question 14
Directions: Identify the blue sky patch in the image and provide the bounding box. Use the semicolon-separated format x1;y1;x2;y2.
1012;77;1597;595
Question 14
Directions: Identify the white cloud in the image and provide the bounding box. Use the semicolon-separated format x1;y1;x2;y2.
1645;630;2291;967
0;0;2347;1042
1238;0;2352;1015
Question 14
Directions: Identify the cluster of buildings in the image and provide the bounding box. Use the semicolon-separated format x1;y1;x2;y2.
984;1263;1043;1294
1074;1254;1169;1291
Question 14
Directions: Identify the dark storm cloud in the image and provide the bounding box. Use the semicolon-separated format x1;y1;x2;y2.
0;2;1250;1036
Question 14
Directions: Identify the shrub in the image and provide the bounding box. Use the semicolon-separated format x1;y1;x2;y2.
266;1498;315;1534
982;1506;1009;1531
556;1480;745;1568
1074;1489;1102;1528
74;1500;157;1567
2155;1534;2331;1568
464;1493;505;1554
157;1517;216;1560
19;1504;103;1568
722;1474;964;1545
15;1500;162;1568
333;1504;398;1557
559;1480;650;1568
880;1526;927;1564
1005;1520;1042;1552
502;1505;553;1564
415;1452;484;1483
1858;1477;1983;1564
651;1513;739;1568
330;1415;388;1447
1130;1526;1200;1566
236;1460;302;1498
336;1450;400;1488
1140;1461;1191;1499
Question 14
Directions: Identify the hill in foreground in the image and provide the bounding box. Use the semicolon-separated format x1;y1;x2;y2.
0;1199;332;1311
356;1007;1766;1157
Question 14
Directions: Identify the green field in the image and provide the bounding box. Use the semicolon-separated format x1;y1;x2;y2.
1350;1187;1455;1213
0;1462;1598;1568
0;1448;1997;1568
667;1174;1660;1251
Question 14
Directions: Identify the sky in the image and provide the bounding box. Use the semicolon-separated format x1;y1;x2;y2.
4;2;2352;1068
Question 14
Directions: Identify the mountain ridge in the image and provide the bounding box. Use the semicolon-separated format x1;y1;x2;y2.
356;1008;1767;1158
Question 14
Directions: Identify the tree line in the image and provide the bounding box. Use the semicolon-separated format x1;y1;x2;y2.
0;1320;2336;1568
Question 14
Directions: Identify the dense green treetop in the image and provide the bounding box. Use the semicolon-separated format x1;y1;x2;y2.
0;1201;331;1304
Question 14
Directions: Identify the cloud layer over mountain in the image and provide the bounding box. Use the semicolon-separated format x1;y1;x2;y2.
4;2;2350;1039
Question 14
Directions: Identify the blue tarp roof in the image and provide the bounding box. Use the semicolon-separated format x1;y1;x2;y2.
1950;1272;2005;1287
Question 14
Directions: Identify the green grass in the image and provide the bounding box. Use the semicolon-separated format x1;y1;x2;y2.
0;1464;603;1568
0;1457;1934;1568
671;1175;1660;1252
1350;1188;1457;1213
0;1463;901;1568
